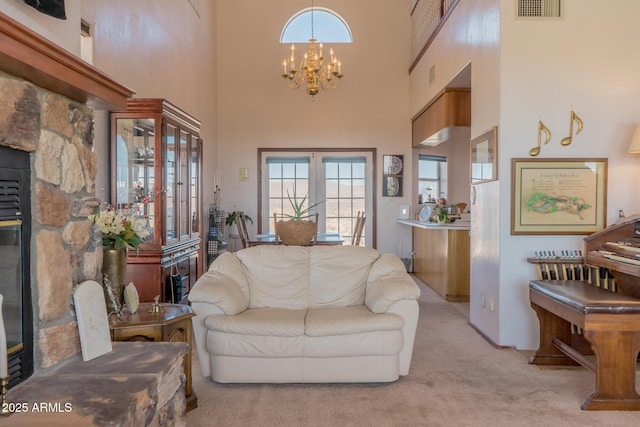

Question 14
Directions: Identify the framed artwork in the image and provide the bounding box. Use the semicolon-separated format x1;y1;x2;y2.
470;126;497;184
383;155;403;197
511;158;607;235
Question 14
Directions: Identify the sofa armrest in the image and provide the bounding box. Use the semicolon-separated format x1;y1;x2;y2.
365;273;421;313
188;270;249;315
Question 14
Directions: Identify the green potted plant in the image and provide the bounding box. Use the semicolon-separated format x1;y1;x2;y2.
275;190;324;245
226;210;253;235
284;190;323;219
438;209;449;224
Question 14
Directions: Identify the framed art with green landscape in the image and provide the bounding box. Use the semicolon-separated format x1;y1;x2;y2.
511;158;607;235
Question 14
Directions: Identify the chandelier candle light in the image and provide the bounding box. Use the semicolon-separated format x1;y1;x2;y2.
281;2;343;97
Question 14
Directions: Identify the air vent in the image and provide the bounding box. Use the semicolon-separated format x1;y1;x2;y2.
517;0;562;18
80;19;92;37
0;180;21;220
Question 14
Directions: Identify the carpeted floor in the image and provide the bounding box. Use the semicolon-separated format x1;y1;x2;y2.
187;278;640;426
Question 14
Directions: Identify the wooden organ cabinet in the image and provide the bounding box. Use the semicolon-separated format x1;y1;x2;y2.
110;99;203;303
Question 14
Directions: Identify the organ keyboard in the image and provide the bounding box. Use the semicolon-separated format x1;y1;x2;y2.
584;214;640;298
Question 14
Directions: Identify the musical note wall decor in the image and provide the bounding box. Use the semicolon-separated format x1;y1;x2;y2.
560;110;584;146
529;120;552;157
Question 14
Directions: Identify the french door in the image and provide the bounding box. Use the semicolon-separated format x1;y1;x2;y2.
260;150;374;246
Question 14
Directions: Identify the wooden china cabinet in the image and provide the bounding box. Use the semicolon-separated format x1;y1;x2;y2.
110;98;203;303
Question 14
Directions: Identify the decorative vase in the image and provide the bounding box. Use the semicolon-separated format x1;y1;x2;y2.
102;247;128;313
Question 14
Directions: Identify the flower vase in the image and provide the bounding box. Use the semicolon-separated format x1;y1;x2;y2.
102;247;128;313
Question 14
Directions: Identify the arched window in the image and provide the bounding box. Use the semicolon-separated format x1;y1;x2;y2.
280;8;352;43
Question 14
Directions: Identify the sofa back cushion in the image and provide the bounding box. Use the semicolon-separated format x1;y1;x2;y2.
308;246;380;308
236;245;309;309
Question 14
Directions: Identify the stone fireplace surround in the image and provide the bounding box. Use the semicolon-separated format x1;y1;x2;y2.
0;12;189;426
0;11;133;375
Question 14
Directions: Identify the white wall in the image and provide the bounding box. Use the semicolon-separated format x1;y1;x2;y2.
215;0;412;255
412;0;640;349
498;0;640;349
80;0;218;211
410;0;503;343
3;0;81;54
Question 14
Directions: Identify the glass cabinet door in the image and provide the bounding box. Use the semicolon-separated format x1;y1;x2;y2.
179;130;190;239
165;123;178;243
190;137;201;236
114;117;155;242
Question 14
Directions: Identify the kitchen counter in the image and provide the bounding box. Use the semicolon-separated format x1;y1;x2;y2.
397;219;470;230
400;219;470;302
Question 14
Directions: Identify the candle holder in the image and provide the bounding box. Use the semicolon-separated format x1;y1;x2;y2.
0;377;10;416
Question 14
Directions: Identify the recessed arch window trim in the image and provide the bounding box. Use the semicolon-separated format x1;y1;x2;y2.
280;8;353;43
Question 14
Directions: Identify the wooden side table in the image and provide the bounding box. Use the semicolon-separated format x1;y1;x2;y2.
109;303;198;411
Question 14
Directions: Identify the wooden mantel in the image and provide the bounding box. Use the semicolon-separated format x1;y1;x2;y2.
0;12;134;109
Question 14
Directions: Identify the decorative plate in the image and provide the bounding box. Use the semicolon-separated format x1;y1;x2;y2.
419;205;432;222
385;176;400;196
387;156;403;175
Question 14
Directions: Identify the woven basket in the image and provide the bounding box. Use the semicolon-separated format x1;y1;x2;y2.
275;219;317;246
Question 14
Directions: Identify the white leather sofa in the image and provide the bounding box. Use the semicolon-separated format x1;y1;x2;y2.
188;245;421;383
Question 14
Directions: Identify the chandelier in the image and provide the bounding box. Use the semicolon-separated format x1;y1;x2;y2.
281;2;344;97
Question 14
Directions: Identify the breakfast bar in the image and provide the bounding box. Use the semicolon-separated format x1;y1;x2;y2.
399;219;470;301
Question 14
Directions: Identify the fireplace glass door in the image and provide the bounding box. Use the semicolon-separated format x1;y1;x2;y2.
0;221;22;370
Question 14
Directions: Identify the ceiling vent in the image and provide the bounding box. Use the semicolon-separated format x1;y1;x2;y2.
517;0;562;19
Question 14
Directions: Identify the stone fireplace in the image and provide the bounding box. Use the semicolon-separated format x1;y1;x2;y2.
0;12;134;382
1;77;102;380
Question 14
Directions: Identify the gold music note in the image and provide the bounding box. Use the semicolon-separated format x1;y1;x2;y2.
529;120;552;156
560;110;584;146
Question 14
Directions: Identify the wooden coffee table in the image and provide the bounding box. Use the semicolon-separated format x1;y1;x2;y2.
109;303;197;411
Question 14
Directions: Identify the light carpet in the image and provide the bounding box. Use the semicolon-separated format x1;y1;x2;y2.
187;279;640;426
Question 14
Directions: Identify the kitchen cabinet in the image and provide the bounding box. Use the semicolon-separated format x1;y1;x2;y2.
412;224;470;301
412;88;470;147
110;98;202;302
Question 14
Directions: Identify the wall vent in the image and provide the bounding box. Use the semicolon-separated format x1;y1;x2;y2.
517;0;562;19
80;19;92;37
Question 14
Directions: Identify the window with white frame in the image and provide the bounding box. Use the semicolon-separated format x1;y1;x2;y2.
260;151;374;246
281;8;352;43
418;154;447;202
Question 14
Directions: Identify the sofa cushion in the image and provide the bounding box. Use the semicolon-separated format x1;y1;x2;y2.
367;253;408;284
207;251;251;302
207;332;305;357
308;246;380;308
187;270;248;315
366;273;421;313
305;306;403;336
236;246;309;309
204;308;306;337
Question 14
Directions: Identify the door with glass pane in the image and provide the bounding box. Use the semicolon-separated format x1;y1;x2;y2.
261;151;374;246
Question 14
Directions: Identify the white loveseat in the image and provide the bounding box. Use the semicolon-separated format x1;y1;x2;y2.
188;245;421;383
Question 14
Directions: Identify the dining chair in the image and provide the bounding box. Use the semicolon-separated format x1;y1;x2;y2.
352;211;365;246
236;212;250;249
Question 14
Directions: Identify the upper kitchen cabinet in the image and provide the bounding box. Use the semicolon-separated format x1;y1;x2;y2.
110;99;202;303
412;88;470;147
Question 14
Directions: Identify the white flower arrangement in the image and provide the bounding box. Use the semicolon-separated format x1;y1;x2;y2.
89;204;151;249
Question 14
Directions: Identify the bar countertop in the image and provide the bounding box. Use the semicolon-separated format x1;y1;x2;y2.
397;219;470;230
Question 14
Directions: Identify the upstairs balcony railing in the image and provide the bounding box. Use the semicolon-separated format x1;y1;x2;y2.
410;0;460;73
